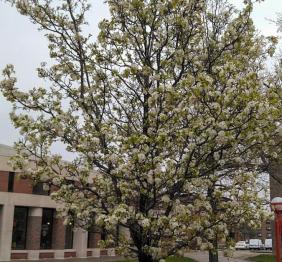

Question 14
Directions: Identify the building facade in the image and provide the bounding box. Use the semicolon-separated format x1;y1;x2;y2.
0;144;116;261
234;220;272;242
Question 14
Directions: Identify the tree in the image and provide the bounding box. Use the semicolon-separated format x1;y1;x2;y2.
1;0;281;262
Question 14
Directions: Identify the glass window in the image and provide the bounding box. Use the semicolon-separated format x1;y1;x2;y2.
115;225;120;246
40;208;54;249
87;231;91;248
32;182;49;195
8;172;15;192
12;206;28;250
64;223;74;249
87;225;99;248
87;226;94;248
101;226;107;241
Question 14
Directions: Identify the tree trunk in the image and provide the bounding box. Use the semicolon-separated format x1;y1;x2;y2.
209;237;219;262
138;252;155;262
209;249;219;262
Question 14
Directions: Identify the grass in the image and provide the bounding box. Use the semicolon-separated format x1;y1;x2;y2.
248;254;280;262
117;256;197;262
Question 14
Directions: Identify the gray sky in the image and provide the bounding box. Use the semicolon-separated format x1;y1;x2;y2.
0;0;281;159
0;1;109;158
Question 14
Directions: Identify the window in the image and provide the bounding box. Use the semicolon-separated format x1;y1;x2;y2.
12;206;28;249
40;208;54;249
101;226;107;241
8;172;15;192
64;223;74;249
87;225;99;248
87;231;92;248
115;225;120;246
229;231;235;239
32;182;49;195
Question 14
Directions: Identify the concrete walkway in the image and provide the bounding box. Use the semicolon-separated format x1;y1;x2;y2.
66;257;125;262
8;256;126;262
6;251;266;262
186;251;259;262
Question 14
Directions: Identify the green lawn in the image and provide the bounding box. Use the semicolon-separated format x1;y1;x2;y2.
117;257;197;262
248;254;281;262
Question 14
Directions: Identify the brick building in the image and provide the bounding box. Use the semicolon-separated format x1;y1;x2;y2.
0;144;119;261
232;159;282;245
233;220;272;242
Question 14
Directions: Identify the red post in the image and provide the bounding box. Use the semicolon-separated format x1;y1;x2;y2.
275;211;281;262
271;198;282;262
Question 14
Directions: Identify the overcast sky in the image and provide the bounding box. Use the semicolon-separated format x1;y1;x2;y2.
0;0;281;159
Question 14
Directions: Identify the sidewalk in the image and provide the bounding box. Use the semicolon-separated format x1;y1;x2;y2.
9;256;126;262
186;251;257;262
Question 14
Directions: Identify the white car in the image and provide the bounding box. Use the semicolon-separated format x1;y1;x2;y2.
249;239;263;250
265;239;272;250
235;241;248;250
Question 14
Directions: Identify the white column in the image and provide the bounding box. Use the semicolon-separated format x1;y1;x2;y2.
120;225;131;240
73;228;88;258
29;207;43;217
0;204;14;261
54;250;65;259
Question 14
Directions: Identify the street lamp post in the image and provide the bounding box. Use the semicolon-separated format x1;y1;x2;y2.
271;197;282;262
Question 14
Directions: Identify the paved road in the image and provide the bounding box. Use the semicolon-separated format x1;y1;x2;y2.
186;250;261;262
